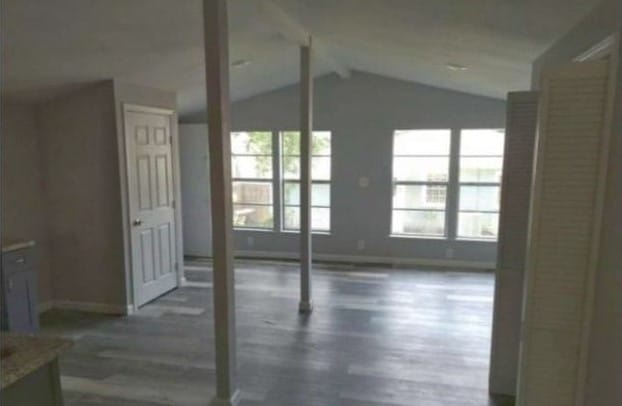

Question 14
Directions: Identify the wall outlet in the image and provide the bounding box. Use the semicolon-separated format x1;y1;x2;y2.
445;248;454;259
357;240;366;250
247;236;255;247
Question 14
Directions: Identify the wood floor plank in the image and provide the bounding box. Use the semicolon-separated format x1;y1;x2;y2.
40;260;513;406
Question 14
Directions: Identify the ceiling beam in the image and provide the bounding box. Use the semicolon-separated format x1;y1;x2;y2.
261;0;351;79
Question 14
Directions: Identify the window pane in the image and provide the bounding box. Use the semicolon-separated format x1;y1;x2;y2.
282;157;331;180
458;212;499;239
232;156;272;179
392;210;445;236
282;155;299;179
393;184;446;210
312;131;331;155
232;182;272;205
283;182;299;206
283;206;330;231
233;204;273;228
460;157;503;183
281;131;332;156
284;182;330;206
312;207;330;231
283;206;299;230
393;157;449;182
460;129;505;156
312;157;331;180
231;131;272;155
394;130;451;155
459;186;500;212
281;131;300;155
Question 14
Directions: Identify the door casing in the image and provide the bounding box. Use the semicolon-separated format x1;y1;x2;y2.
120;103;185;313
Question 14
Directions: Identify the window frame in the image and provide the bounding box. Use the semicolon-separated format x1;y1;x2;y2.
230;131;275;231
280;131;332;233
456;129;505;241
390;129;452;239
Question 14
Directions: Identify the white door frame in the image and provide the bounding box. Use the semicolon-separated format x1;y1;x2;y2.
121;103;185;313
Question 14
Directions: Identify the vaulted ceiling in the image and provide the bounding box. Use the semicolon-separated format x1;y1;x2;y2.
2;0;601;117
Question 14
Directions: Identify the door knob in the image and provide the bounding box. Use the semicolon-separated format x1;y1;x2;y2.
133;218;143;226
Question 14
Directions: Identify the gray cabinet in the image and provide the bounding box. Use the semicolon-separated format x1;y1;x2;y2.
1;244;39;334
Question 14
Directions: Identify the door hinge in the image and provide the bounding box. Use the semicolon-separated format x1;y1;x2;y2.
169;135;173;144
172;199;176;209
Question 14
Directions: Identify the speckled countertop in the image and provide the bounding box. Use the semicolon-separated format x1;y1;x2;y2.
1;333;72;389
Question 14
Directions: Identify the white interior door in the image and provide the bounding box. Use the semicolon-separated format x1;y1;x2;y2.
125;106;178;307
517;59;614;405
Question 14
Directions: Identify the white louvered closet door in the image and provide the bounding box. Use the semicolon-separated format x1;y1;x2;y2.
517;60;614;405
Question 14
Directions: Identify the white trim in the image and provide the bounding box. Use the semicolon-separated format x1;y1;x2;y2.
574;34;618;62
179;276;190;286
123;103;175;116
209;390;241;406
125;305;135;315
576;36;620;404
51;301;129;315
121;103;183;308
234;250;495;270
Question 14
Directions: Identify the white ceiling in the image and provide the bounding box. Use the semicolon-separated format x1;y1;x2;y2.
2;0;600;117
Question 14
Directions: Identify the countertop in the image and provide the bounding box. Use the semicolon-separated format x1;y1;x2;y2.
1;240;36;254
0;333;72;389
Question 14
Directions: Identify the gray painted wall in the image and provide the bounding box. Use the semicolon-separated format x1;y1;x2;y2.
530;2;622;403
1;103;53;304
181;72;507;266
179;125;212;257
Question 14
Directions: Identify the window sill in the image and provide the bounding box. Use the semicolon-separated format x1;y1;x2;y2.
280;230;332;236
233;228;275;233
389;234;447;241
455;237;498;243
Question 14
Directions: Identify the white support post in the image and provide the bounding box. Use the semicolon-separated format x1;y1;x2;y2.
299;38;314;313
202;1;240;405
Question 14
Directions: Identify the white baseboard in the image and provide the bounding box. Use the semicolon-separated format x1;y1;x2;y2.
209;390;241;406
49;300;129;315
233;250;495;270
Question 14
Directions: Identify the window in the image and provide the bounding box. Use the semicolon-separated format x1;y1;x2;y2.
391;130;451;237
281;131;331;232
231;131;274;229
457;129;505;239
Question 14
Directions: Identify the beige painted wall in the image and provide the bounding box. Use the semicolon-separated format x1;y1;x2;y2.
1;103;52;304
38;81;127;307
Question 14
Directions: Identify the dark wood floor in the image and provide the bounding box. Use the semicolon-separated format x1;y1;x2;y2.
41;259;514;406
